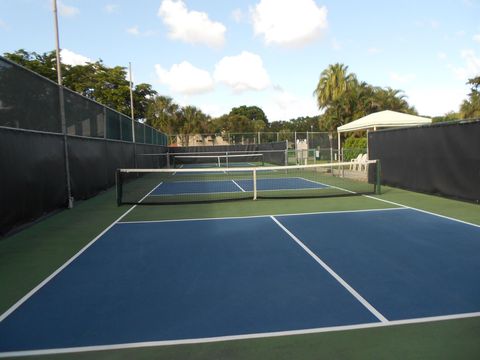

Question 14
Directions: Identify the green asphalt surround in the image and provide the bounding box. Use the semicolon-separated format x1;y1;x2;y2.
0;186;479;359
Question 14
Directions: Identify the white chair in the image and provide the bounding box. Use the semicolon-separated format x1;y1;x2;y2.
349;153;363;170
358;153;368;171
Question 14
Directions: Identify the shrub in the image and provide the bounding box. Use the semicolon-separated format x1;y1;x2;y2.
343;136;367;161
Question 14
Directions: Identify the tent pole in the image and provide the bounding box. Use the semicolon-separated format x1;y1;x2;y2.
337;131;341;162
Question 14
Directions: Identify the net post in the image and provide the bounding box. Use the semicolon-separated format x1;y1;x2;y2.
253;169;257;200
375;160;382;195
116;169;123;206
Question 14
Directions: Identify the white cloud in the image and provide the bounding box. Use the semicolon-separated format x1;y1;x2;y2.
197;103;227;118
430;20;440;29
265;88;318;121
231;8;243;23
450;49;480;80
331;38;341;51
126;26;156;37
60;49;91;66
155;61;214;95
214;51;270;92
158;0;226;48
473;34;480;43
0;19;8;30
58;1;79;17
368;47;382;54
105;4;118;13
127;26;140;35
389;72;416;84
437;52;447;60
408;87;466;116
251;0;328;47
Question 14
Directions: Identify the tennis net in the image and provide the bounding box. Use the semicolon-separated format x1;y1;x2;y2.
116;160;381;205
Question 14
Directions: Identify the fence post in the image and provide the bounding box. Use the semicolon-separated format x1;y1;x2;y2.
116;169;122;206
285;140;289;166
58;86;73;208
103;108;107;139
253;169;257;200
375;160;382;195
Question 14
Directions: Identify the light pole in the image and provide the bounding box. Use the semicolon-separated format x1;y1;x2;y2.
52;0;73;208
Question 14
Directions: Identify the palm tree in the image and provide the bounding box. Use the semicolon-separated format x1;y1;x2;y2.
460;92;480;119
177;105;207;146
461;75;480;119
373;88;414;113
313;63;357;110
146;95;179;135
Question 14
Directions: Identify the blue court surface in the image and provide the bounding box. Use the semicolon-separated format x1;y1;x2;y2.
1;208;480;356
152;177;327;196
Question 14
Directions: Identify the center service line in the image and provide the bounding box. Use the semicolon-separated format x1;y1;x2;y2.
231;179;246;192
270;215;388;323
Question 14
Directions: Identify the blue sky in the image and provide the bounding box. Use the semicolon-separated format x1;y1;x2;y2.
1;0;479;121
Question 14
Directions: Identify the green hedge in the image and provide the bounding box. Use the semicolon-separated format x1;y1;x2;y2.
343;136;367;161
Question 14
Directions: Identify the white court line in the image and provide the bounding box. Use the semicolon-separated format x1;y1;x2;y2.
150;190;244;197
153;178;246;184
0;187;159;324
149;177;334;196
290;176;330;188
362;195;480;229
231;180;246;192
270;216;388;323
172;164;184;176
117;207;405;224
266;172;480;230
3;301;478;357
150;182;163;193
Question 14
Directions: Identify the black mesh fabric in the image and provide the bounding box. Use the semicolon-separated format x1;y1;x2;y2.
369;119;480;203
0;58;61;133
0;128;67;236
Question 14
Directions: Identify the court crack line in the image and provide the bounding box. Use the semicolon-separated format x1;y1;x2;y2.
270;215;388;323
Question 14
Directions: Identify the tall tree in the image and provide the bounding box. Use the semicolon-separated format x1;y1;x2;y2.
460;92;480;118
145;95;179;135
4;49;61;81
467;76;480;92
314;64;417;132
314;63;357;110
229;105;268;124
4;49;156;119
176;105;210;146
460;75;480;119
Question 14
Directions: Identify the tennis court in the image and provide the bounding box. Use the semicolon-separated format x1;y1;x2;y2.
1;199;479;357
150;177;327;196
117;161;380;205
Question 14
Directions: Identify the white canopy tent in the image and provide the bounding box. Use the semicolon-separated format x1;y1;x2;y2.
336;110;432;158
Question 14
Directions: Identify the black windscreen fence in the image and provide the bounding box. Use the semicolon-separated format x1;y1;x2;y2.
68;139;167;201
0;127;168;237
0;55;169;237
0;128;68;236
369;119;480;203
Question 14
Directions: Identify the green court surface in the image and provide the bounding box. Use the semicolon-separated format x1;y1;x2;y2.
1;186;479;359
